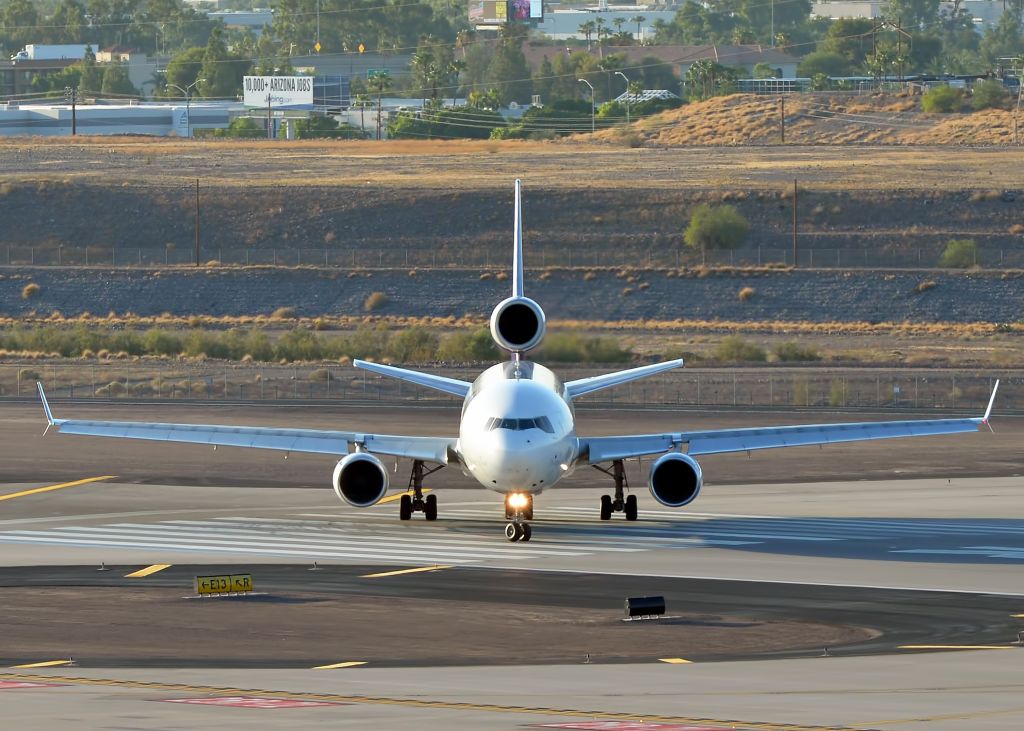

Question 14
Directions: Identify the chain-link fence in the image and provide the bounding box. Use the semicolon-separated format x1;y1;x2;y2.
4;242;1024;270
6;362;1014;413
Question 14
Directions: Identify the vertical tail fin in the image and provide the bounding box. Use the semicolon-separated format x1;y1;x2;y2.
513;178;524;298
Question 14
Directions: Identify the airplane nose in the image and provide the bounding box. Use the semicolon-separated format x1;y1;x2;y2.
483;431;557;490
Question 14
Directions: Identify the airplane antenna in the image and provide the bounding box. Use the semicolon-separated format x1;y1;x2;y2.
513;179;524;298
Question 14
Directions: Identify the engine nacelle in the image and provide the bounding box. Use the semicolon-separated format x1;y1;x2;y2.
648;452;703;508
332;452;389;507
489;296;546;353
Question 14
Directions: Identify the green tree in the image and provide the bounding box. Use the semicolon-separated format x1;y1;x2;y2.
820;18;875;65
797;51;853;77
2;0;39;50
684;204;749;252
886;0;940;31
52;0;87;43
100;65;138;96
166;46;206;91
486;23;532;104
972;78;1009;109
79;46;103;93
922;84;963;112
198;28;250;99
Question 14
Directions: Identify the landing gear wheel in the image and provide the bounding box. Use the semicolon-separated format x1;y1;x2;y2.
505;522;521;542
399;494;413;521
520;523;532;542
424;493;438;521
600;494;613;521
625;494;638;521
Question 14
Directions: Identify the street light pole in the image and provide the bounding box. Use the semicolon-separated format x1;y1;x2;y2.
614;70;630;125
578;78;594;132
168;78;204;138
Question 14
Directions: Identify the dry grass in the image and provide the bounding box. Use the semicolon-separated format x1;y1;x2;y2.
738;286;756;302
21;283;40;299
364;291;389;311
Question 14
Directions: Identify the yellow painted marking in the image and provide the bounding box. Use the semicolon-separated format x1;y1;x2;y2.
0;673;862;731
125;564;171;578
0;476;116;502
361;565;452;579
377;488;432;505
658;658;693;664
898;644;1016;650
312;661;368;670
11;660;74;668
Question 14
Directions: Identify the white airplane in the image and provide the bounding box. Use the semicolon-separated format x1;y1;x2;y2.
37;180;999;542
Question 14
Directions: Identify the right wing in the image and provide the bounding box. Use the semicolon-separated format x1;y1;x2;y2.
581;381;999;464
565;360;684;399
38;383;455;464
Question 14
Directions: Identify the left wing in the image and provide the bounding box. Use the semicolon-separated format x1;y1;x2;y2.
581;380;999;464
37;383;455;464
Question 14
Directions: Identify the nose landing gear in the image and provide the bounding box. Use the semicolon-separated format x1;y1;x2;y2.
594;460;638;521
504;492;533;542
399;460;443;521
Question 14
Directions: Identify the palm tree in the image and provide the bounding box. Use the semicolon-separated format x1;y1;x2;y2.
455;28;475;60
578;20;596;51
631;14;646;43
594;16;607;57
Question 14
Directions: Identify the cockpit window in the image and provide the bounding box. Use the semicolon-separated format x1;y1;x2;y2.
486;416;555;433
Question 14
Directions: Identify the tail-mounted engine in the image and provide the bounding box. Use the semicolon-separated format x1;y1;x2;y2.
648;452;703;508
332;452;389;507
489;296;546;354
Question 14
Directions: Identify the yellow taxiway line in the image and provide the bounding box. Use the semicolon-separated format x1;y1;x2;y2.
658;658;693;664
377;489;433;506
0;476;116;502
11;660;74;668
361;565;452;579
125;564;172;578
312;661;368;670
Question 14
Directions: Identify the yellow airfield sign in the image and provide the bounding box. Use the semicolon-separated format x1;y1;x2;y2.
195;574;253;595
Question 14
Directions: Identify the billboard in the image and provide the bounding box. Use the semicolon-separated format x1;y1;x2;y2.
243;76;314;110
469;0;541;24
469;0;507;25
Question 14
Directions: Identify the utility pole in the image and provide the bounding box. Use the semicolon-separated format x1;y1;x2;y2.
267;94;273;139
792;178;798;267
779;96;785;143
194;178;200;267
614;71;630;125
64;86;78;136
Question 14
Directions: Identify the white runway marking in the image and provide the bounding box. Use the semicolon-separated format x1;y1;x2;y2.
0;508;1021;566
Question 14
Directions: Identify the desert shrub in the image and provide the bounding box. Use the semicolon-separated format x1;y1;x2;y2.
922;85;963;113
386;327;439;362
972;79;1009;110
714;335;766;362
271;306;296;320
774;341;820;362
540;332;631;363
684;204;749;251
738;286;755;302
939;239;977;268
309;368;330;382
22;283;40;299
915;280;937;293
364;292;389;311
437;328;499;362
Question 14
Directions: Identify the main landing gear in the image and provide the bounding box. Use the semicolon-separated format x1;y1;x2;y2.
504;492;533;542
399;460;443;521
593;460;638;521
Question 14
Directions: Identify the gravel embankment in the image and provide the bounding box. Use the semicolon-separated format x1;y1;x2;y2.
3;267;1022;323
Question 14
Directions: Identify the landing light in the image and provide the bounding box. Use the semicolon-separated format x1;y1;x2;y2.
507;492;529;509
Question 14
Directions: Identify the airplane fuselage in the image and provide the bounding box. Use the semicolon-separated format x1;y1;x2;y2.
457;360;578;496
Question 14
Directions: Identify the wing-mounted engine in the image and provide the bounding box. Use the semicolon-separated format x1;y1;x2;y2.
648;452;703;507
489;296;546;354
332;452;389;507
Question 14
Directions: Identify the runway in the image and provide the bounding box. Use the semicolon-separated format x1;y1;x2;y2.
3;402;1024;729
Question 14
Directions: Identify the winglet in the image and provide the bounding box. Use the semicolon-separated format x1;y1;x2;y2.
982;379;999;426
37;381;55;429
512;179;524;298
